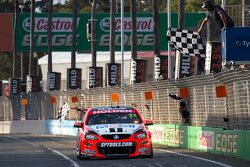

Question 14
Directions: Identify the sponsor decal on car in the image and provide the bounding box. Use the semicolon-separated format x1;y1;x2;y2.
100;142;133;147
92;109;134;114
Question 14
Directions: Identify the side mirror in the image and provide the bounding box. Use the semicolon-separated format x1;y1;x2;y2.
74;122;83;128
145;120;153;126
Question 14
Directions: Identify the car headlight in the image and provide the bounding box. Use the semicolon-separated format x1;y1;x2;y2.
85;133;98;140
135;132;147;139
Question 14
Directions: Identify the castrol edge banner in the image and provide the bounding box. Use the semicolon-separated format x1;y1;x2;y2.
16;13;205;52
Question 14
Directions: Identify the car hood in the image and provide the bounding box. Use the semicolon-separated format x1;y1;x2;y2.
86;123;143;135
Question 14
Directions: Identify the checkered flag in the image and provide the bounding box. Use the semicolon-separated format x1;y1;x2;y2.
166;28;206;58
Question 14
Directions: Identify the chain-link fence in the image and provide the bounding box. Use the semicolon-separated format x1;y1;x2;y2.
1;69;250;130
226;5;250;26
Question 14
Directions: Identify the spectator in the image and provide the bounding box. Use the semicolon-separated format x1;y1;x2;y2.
169;94;190;125
198;0;234;41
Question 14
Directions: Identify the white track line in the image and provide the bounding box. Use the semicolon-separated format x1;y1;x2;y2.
47;147;79;167
7;136;79;167
159;149;234;167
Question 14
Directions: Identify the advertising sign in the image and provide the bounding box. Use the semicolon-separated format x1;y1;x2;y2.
130;59;147;84
26;76;32;93
26;75;41;93
48;72;61;91
67;68;81;89
16;13;205;52
198;131;214;150
165;128;185;146
180;55;198;78
221;27;250;62
149;126;165;143
89;67;103;88
31;76;41;92
10;78;21;95
106;63;121;86
154;56;168;81
205;42;222;74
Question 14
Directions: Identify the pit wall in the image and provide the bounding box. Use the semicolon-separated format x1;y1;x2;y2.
0;120;249;161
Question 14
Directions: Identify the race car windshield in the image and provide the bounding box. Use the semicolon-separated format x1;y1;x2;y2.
87;113;142;125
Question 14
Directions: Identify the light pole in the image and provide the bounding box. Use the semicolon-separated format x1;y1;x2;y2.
29;0;35;76
120;0;124;86
19;2;24;81
168;0;172;80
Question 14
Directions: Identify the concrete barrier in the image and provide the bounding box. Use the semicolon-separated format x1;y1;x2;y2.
0;120;45;134
1;120;250;161
148;124;250;161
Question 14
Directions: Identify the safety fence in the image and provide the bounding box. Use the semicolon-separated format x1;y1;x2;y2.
226;4;250;26
0;69;250;130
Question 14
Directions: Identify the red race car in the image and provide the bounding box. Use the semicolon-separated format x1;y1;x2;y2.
73;106;153;159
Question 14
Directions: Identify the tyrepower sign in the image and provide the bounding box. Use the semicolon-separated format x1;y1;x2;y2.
16;13;205;52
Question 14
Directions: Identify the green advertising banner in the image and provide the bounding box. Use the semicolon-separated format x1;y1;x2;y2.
164;124;187;147
16;13;205;52
149;124;250;161
245;131;250;160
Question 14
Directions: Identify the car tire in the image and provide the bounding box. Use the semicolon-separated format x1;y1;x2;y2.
143;146;153;158
143;151;153;158
147;152;153;158
77;145;90;160
77;146;83;160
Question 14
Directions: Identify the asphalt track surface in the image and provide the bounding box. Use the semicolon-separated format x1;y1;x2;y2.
0;134;249;167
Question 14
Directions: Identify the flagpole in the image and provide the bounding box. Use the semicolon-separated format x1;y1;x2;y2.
221;0;226;9
121;0;125;86
168;0;172;79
